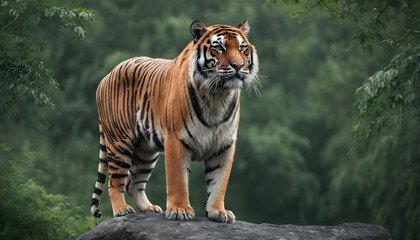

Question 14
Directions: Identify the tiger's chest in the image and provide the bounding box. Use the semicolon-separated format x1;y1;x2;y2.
135;105;238;161
181;120;238;161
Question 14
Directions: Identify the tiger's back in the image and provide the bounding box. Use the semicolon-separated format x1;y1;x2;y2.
96;57;172;153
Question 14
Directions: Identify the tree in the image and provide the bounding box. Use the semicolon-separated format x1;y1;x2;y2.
275;1;420;239
276;0;420;134
0;0;94;110
1;1;96;239
0;145;97;240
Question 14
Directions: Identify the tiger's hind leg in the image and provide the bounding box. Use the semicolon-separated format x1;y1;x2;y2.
106;142;135;217
126;144;162;213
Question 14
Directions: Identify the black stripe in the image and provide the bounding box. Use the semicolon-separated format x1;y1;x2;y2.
114;145;133;157
93;209;101;218
205;165;221;174
139;169;153;174
140;95;148;121
153;133;164;149
196;42;201;60
188;84;210;128
207;140;234;160
181;111;194;140
94;187;103;195
180;139;193;151
100;144;106;151
133;155;158;164
145;101;151;134
133;180;148;185
130;168;153;175
172;118;176;133
137;188;145;191
111;173;128;178
107;148;116;157
91;198;99;206
214;28;224;34
151;110;164;149
108;157;131;169
97;172;106;183
215;141;233;156
202;45;210;75
99;158;107;163
220;93;238;123
249;48;254;70
121;138;134;152
187;168;191;174
108;165;118;170
206;179;213;186
132;62;142;107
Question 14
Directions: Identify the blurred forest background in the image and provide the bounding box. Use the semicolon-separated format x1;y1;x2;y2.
1;0;419;239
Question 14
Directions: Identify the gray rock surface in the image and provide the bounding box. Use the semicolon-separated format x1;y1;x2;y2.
77;213;391;240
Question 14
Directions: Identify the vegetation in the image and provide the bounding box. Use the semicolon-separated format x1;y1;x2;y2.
0;0;94;110
276;1;420;239
0;0;95;239
0;145;97;240
1;0;418;239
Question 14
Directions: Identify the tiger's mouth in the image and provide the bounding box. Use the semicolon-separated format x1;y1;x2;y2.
218;72;246;89
194;68;251;93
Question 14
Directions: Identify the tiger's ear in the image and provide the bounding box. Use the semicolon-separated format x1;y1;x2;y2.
190;20;207;43
237;20;250;37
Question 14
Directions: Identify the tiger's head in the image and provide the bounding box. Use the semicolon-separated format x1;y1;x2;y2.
189;20;259;94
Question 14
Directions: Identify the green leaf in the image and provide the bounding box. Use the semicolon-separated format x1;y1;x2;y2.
329;13;338;22
353;15;358;23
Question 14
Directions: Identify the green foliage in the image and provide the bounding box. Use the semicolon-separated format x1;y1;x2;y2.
324;123;420;240
275;0;420;239
355;45;420;136
281;1;418;44
0;146;98;240
278;0;420;127
0;0;94;110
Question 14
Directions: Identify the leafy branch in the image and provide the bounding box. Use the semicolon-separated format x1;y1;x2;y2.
275;0;420;136
0;0;95;111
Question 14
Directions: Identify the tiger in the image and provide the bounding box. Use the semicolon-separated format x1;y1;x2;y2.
90;20;259;223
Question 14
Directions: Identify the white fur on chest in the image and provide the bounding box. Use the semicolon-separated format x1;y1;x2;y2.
181;115;238;161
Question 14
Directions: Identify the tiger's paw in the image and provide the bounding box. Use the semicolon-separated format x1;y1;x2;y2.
166;205;195;220
206;209;236;223
142;205;163;213
114;204;135;217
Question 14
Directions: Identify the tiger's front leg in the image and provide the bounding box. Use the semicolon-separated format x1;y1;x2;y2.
204;144;236;223
164;133;195;220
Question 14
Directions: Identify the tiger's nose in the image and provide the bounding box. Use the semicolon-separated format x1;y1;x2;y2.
230;62;244;71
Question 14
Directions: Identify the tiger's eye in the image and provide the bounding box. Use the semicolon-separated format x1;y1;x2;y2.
239;45;248;52
213;45;224;52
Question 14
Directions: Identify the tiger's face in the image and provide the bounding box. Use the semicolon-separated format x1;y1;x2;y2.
190;21;259;93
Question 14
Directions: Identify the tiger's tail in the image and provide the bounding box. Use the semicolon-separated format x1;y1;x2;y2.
91;123;108;218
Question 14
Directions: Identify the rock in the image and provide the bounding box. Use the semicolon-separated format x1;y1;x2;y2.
77;213;391;240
